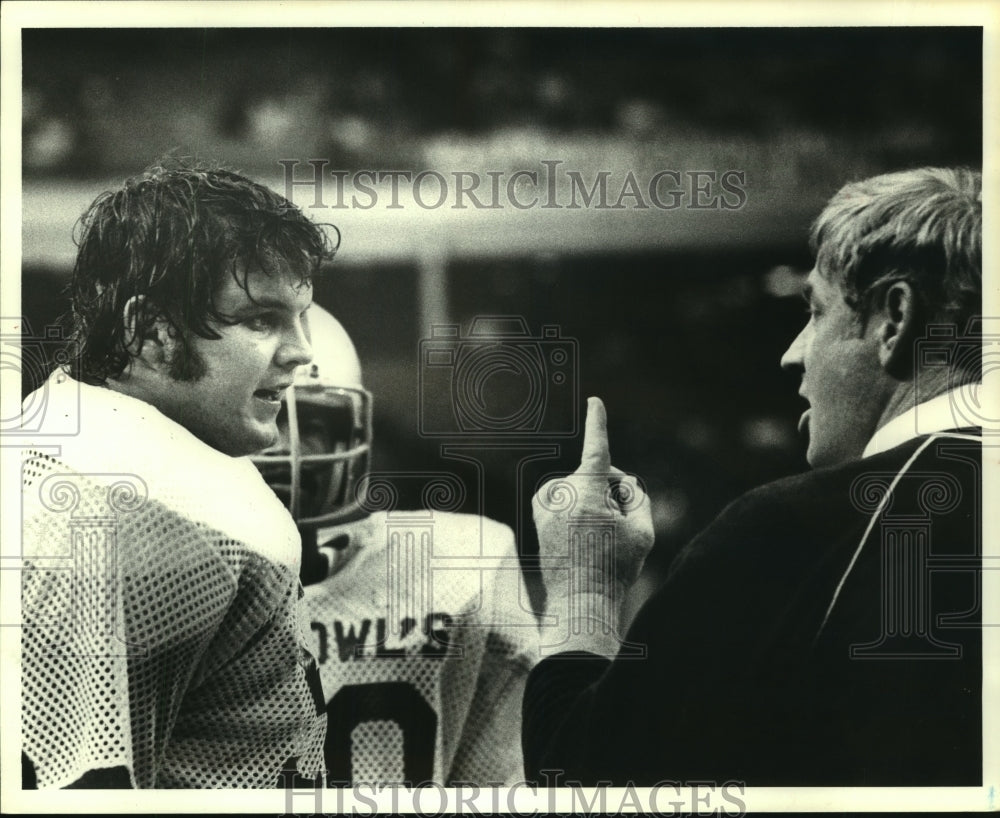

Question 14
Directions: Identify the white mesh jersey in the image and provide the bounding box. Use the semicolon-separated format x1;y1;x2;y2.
19;372;326;788
303;510;538;785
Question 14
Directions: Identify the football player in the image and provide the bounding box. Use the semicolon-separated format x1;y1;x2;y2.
19;163;333;788
253;306;538;786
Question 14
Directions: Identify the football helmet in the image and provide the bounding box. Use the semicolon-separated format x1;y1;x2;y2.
252;305;373;529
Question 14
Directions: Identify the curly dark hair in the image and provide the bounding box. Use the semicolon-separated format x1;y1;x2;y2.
68;161;339;384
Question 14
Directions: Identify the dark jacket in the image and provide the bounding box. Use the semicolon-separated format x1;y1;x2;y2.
523;430;982;786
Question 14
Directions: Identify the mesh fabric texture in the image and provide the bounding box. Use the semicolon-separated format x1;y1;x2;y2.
304;511;538;785
20;374;326;788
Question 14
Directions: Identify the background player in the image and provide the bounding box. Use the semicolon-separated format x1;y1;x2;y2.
253;306;538;786
20;163;334;788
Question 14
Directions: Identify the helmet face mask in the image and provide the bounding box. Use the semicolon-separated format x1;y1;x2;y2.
251;308;373;529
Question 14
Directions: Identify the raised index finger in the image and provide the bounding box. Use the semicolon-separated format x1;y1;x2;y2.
579;396;611;475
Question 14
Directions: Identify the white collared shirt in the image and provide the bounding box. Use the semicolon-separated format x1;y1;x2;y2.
862;383;982;458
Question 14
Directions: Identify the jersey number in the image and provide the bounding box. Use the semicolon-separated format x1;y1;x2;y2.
324;681;436;785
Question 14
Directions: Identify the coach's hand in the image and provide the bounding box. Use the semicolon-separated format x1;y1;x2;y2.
532;397;654;651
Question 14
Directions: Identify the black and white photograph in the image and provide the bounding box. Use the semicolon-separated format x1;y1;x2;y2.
1;1;997;813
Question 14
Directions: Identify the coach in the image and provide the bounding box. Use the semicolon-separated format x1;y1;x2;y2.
525;167;984;786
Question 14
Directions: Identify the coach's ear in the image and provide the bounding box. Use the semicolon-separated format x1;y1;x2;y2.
122;295;173;370
874;279;919;378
